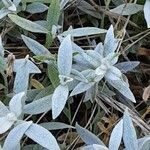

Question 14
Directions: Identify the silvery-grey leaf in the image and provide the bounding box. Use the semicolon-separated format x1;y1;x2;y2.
77;0;102;19
81;144;108;150
73;54;94;69
8;14;49;33
115;61;140;73
104;25;119;57
86;50;102;64
40;122;74;130
3;121;32;150
2;0;16;11
0;7;10;19
61;27;107;37
81;51;100;68
105;66;122;81
52;85;69;119
110;3;143;15
25;123;60;150
76;123;105;145
72;42;84;53
84;83;97;102
123;109;138;150
13;59;41;73
13;69;29;94
94;42;104;56
59;75;73;85
0;116;15;134
13;58;41;93
60;0;70;10
144;0;150;28
0;101;9;117
23;95;52;115
34;20;47;28
106;52;119;65
138;136;150;150
109;119;123;150
0;35;5;57
70;82;95;96
67;79;79;91
71;69;88;83
9;92;25;117
21;35;50;56
107;79;136;102
26;2;48;14
58;34;72;76
13;0;22;7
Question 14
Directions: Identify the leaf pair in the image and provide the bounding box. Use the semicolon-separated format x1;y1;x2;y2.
13;57;41;94
76;109;138;150
0;92;25;134
52;35;73;119
109;109;138;150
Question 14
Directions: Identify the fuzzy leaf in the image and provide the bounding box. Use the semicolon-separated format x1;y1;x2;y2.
107;79;136;102
3;121;32;150
115;61;140;73
0;8;10;19
0;35;5;57
76;123;105;145
25;123;60;150
26;2;48;14
0;101;9;117
61;27;107;37
104;25;119;56
8;14;49;33
23;95;52;115
138;136;150;150
0;116;15;134
123;109;138;150
109;119;123;150
144;0;150;28
21;35;50;56
9;92;25;117
81;144;108;150
110;3;143;15
52;85;69;119
40;122;74;130
70;82;95;96
13;58;41;93
58;35;72;76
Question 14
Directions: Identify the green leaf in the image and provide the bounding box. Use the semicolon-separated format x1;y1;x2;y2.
48;62;60;88
8;14;49;33
0;56;6;72
46;0;60;48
